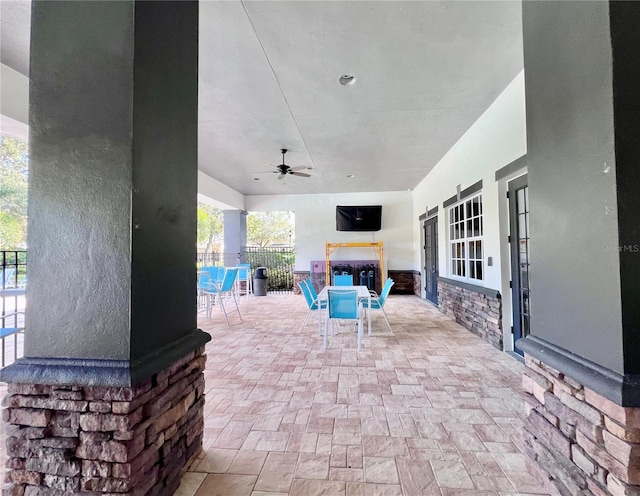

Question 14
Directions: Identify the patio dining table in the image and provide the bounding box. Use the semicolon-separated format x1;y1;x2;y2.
316;285;372;338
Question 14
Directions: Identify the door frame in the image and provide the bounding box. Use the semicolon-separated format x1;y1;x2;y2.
508;174;530;355
423;215;439;305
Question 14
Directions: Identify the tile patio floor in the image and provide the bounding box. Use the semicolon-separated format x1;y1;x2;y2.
177;293;549;496
0;292;550;496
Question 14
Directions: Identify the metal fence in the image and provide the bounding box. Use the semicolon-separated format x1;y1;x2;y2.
244;246;295;293
1;250;26;367
196;252;220;269
1;250;26;290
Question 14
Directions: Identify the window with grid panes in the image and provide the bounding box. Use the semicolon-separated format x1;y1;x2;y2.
449;194;484;281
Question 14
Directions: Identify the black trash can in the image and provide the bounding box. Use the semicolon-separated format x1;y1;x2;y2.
253;267;268;296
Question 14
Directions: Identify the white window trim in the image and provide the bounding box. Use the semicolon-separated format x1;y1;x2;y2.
448;193;484;283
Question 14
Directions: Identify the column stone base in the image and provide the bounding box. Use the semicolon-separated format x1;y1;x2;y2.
293;271;310;295
522;354;640;496
2;348;206;495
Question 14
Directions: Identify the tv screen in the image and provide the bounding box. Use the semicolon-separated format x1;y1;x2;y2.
336;205;382;231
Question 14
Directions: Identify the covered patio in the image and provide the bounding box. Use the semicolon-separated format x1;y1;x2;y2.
172;294;546;495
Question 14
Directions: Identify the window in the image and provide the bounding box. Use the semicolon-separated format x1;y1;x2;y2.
449;194;483;281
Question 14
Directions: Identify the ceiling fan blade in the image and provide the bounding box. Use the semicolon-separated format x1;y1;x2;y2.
289;166;308;171
278;173;286;180
291;172;311;178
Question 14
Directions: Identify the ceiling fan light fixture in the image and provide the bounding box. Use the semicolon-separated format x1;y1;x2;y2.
339;75;356;86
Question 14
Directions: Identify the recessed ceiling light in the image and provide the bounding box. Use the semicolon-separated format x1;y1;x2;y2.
346;174;354;178
339;75;356;86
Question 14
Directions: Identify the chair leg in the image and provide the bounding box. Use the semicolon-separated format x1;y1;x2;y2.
323;318;329;350
230;292;242;321
300;309;312;330
357;317;363;351
218;296;230;327
380;307;393;333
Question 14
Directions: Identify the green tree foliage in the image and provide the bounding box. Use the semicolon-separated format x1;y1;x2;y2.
0;136;29;249
197;203;223;253
246;211;294;247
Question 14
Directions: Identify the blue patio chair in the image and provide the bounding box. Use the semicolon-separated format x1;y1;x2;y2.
201;266;223;285
333;274;353;286
1;311;25;368
1;268;16;289
298;279;327;333
203;267;242;326
324;289;364;351
360;278;394;333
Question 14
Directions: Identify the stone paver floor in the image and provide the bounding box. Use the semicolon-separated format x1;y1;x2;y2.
0;292;550;495
178;293;549;496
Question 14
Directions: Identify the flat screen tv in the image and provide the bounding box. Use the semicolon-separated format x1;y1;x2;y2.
336;205;382;232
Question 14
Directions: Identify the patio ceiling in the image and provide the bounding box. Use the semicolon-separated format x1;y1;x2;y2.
1;1;523;196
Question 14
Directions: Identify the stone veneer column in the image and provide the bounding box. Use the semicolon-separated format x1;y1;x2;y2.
3;349;205;495
519;2;640;495
522;355;640;496
1;2;209;494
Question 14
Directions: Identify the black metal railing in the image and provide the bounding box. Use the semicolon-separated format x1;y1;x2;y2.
244;246;295;293
196;252;220;269
1;250;26;290
1;250;27;367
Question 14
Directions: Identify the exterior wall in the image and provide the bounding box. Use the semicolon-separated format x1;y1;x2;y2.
246;191;413;273
2;349;206;495
522;355;640;496
438;279;502;350
411;71;526;348
412;71;527;292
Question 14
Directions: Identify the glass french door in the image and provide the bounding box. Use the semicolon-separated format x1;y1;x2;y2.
423;216;438;304
508;175;530;354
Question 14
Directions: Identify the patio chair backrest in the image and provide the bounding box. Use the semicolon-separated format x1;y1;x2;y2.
334;274;353;286
201;266;223;282
298;280;315;308
237;263;251;281
219;268;238;292
303;279;320;299
327;289;359;320
378;278;395;306
197;272;210;290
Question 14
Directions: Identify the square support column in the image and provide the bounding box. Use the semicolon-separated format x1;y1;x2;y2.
1;2;209;494
518;2;640;495
223;210;248;267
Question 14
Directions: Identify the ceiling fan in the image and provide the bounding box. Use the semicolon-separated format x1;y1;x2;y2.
268;149;311;180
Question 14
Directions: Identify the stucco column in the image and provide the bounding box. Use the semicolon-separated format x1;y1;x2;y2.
517;2;640;495
223;209;248;266
0;2;209;494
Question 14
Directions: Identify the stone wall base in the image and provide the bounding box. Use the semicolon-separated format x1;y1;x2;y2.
522;354;640;496
413;271;421;297
387;270;416;295
293;271;310;295
438;279;502;349
2;348;206;495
